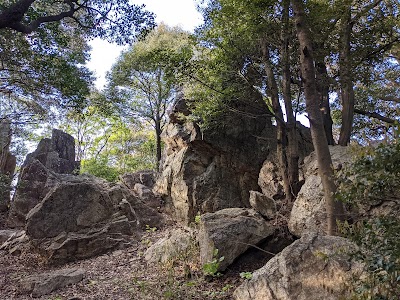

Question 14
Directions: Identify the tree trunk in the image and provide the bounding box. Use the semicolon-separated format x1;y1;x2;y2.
338;7;355;146
316;61;335;145
281;0;300;199
155;119;162;171
292;0;344;235
261;40;292;202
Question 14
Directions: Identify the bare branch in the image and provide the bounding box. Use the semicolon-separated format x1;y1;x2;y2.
354;108;397;124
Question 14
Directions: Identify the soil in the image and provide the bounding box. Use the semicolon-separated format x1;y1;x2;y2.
0;222;280;300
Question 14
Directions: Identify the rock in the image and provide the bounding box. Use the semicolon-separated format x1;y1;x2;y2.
134;183;163;209
22;175;164;264
0;230;30;255
8;160;61;226
19;268;85;298
144;228;196;264
0;229;20;244
9;129;79;226
288;146;351;237
233;232;361;300
258;160;284;200
0;119;16;212
154;95;275;224
120;170;156;189
199;208;275;272
249;191;276;220
23;129;79;174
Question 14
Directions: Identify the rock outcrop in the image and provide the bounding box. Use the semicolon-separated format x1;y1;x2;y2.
0;119;16;212
199;208;275;272
233;232;361;300
154;96;275;224
24;175;164;264
8;129;79;226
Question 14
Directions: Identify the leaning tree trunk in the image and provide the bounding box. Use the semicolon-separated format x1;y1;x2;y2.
292;0;344;235
281;0;300;198
261;40;292;202
338;7;355;146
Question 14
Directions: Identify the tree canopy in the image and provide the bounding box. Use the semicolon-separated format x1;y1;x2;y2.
0;0;155;124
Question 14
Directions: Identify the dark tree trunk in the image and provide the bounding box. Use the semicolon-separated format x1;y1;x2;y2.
338;7;355;146
281;0;300;199
292;0;344;235
316;61;335;145
155;119;162;171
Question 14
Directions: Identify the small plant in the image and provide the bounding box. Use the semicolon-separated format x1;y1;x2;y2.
202;249;224;277
240;272;253;280
222;284;234;292
194;213;201;225
145;224;157;233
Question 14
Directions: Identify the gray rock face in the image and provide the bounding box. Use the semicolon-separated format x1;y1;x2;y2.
288;146;351;237
134;183;163;209
145;228;196;264
24;175;164;264
233;232;361;300
9;129;79;226
0;119;16;212
154;97;275;224
23;129;79;174
120;170;156;189
199;208;275;272
18;268;85;298
249;191;276;220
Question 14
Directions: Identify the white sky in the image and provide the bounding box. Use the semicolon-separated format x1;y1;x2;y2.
86;0;203;89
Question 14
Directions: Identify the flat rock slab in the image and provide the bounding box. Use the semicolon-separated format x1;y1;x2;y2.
19;267;85;298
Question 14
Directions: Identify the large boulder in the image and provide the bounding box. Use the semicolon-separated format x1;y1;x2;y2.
154;95;275;224
288;146;351;237
24;175;164;264
233;232;361;300
8;129;79;226
199;208;275;272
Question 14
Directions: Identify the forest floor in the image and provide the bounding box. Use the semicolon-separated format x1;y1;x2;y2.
0;222;274;300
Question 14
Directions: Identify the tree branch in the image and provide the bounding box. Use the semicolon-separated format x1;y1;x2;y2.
354;108;396;124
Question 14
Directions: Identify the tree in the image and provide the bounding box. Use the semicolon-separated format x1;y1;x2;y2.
292;0;344;235
0;0;155;122
107;24;194;169
0;0;154;44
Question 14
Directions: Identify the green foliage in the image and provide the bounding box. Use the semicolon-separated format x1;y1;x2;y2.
336;142;400;205
239;272;253;280
341;218;400;299
80;157;120;183
145;225;157;233
203;249;224;277
336;142;400;299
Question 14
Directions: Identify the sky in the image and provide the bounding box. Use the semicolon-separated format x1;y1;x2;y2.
86;0;203;89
